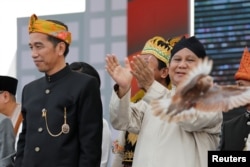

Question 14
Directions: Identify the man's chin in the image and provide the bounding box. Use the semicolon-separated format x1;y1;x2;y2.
36;67;46;73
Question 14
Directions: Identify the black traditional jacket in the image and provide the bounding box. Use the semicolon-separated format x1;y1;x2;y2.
15;65;103;167
219;111;250;150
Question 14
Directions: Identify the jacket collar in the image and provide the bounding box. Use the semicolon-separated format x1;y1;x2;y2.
45;64;70;83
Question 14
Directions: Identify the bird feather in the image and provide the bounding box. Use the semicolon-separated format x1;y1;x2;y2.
151;57;250;122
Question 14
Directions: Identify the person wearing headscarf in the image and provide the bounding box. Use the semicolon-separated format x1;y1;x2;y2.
15;14;103;167
219;47;250;150
0;76;18;167
106;36;222;167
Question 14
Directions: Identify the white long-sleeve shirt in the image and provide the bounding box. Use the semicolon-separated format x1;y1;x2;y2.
109;81;222;167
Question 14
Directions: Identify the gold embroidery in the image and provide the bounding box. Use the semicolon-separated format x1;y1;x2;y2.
123;151;134;161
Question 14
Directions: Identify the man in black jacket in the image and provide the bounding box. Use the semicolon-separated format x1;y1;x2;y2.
15;14;103;167
219;47;250;150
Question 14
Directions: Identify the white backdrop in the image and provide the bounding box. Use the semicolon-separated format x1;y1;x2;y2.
0;0;86;76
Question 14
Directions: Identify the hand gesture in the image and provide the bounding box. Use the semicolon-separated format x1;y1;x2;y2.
105;54;133;96
130;55;155;91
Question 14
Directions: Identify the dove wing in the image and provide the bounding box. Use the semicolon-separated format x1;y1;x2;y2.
195;85;250;112
177;75;204;97
151;97;200;123
151;98;172;116
176;57;213;96
150;57;215;122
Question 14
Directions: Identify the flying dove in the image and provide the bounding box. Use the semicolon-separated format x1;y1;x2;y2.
151;57;250;122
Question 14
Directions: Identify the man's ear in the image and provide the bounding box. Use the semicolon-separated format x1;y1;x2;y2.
161;67;169;78
57;42;66;56
1;91;10;103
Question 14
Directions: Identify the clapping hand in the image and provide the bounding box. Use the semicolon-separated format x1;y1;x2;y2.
105;54;133;97
130;55;155;91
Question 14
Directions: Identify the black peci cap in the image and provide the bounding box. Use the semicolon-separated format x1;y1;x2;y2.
0;76;18;95
171;36;206;60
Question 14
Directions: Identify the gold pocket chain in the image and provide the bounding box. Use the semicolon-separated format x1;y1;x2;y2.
42;107;70;137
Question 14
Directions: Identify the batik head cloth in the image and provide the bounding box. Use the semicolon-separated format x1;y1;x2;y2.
234;47;250;81
28;14;72;45
141;36;183;66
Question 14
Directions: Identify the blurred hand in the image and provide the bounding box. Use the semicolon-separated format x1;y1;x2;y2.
130;55;154;91
105;54;132;97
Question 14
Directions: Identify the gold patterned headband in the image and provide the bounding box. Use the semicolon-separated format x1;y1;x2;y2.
28;14;72;45
141;36;183;66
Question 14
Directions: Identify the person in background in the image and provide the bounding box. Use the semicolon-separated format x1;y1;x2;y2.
219;47;250;150
0;76;18;167
0;113;15;167
15;14;103;167
110;36;182;167
69;61;112;167
0;76;21;136
106;36;222;167
0;76;22;150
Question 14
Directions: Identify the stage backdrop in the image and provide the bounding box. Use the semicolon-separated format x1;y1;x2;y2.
127;0;189;96
194;0;250;121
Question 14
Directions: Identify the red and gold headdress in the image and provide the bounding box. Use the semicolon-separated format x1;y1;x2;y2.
234;47;250;81
28;14;72;44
